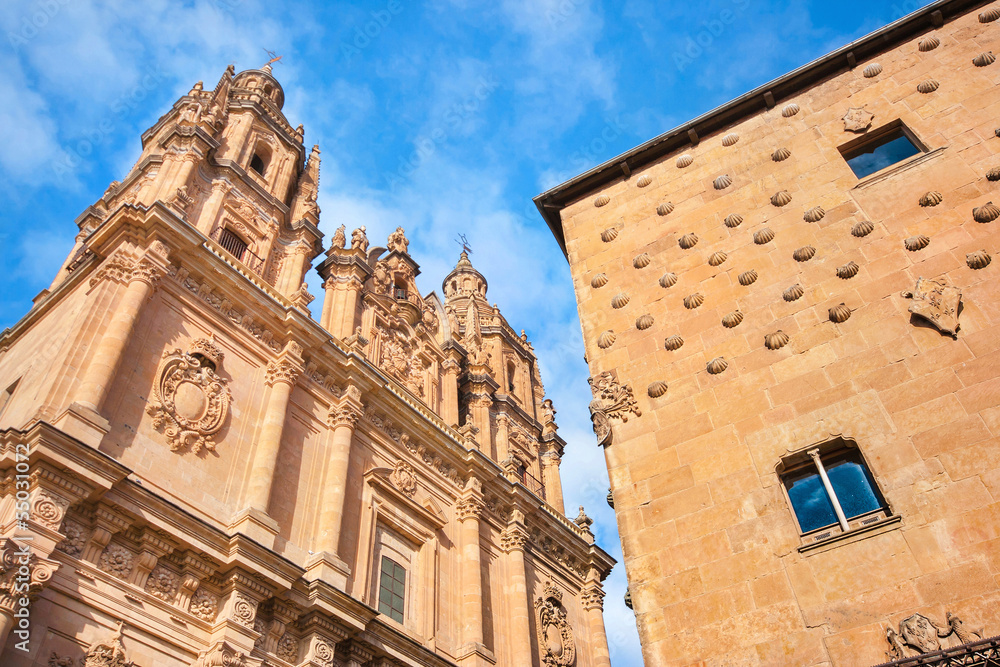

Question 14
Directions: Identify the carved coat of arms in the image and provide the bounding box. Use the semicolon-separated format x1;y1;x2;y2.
535;582;576;666
843;106;875;132
588;371;641;447
902;277;962;335
885;611;985;661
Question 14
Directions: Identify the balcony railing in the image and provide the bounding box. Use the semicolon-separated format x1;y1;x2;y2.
520;468;546;501
211;226;265;276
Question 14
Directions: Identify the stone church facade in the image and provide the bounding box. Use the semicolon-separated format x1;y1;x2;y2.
535;0;1000;665
0;64;614;666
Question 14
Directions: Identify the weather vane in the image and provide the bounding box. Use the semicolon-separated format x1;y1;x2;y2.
455;234;472;254
263;49;283;68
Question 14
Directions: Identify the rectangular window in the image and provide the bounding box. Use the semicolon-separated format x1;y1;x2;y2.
839;120;925;178
218;228;249;262
377;555;406;624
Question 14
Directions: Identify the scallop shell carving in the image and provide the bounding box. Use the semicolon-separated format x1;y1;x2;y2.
594;194;611;208
967;250;991;269
679;233;699;249
804;206;826;223
676;154;694;168
973;201;1000;223
764;330;790;350
647;381;669;398
852;220;875;237
683;293;705;310
987;167;1000;182
601;228;619;242
657;202;675;216
597;330;617;349
837;261;860;279
708;251;728;267
783;284;804;302
863;63;883;78
721;133;740;147
771;190;792;207
919;36;940;52
974;52;996;67
664;335;685;351
980;7;1000;22
659;272;678;288
636;314;655;330
772;147;791;162
591;273;608;288
714;174;733;190
722;311;744;328
917;79;940;94
919;191;943;207
611;292;630;309
793;245;816;262
724;213;743;228
738;270;758;286
707;357;729;375
829;303;852;323
781;103;800;118
633;253;652;269
904;235;931;251
754;228;775;245
636;174;653;188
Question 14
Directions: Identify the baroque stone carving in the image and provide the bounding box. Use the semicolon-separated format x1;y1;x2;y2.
34;492;69;530
189;588;219;622
276;633;299;662
535;582;577;666
83;622;133;667
588;371;642;446
843;107;875;132
902;277;962;336
350;226;369;252
98;544;135;580
144;565;179;602
147;337;232;454
231;593;257;627
885;611;985;661
386;226;409;253
57;518;89;558
390;460;418;497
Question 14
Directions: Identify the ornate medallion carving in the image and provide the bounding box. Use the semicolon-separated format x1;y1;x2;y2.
98;544;135;580
587;371;642;447
231;593;257;628
843;106;875;132
147;337;232;454
390;460;418;497
190;588;219;622
885;611;985;661
144;565;179;602
901;277;962;335
535;581;577;666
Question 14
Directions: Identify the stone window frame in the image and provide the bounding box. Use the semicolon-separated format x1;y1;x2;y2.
838;119;946;188
776;436;900;554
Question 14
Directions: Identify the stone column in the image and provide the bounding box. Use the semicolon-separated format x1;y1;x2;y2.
196;180;232;235
337;276;365;340
582;571;612;667
74;259;161;413
495;413;511;463
316;386;364;556
540;450;566;514
320;276;342;334
279;242;310;297
457;479;487;662
441;358;461;427
469;396;493;453
501;511;533;666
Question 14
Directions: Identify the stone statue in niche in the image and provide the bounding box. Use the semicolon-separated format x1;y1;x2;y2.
843;106;875;132
901;277;962;336
535;581;577;666
885;611;984;661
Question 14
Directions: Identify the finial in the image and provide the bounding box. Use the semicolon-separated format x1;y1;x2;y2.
262;48;282;70
455;233;473;255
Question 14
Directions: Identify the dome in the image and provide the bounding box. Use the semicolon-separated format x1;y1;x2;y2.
232;67;285;110
443;251;488;300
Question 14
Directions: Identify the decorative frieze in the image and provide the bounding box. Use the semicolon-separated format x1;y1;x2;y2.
98;544;135;580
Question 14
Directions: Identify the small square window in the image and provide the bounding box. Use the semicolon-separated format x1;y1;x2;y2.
377;555;406;624
839;121;926;178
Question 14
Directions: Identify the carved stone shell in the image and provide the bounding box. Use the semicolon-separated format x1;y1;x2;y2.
754;228;775;245
597;330;617;349
679;233;699;249
772;147;791;162
974;52;996;67
771;190;792;207
601;228;619;242
919;191;943;207
708;251;728;267
633;253;652;269
611;292;630;309
714;174;733;190
683;293;705;310
636;174;653;188
852;220;875;237
904;235;931;251
804;206;826;223
781;103;800;118
591;273;608;288
837;261;860;279
988;167;1000;182
659;272;678;288
721;311;744;328
664;335;684;351
919;36;940;52
706;357;729;375
764;330;790;350
980;7;1000;22
676;154;694;168
636;314;655;330
738;270;758;286
829;303;852;323
917;79;940;94
783;284;804;302
793;245;817;262
594;194;611;207
647;381;669;398
967;250;992;269
722;133;740;147
973;201;1000;223
863;63;883;78
725;213;743;228
657;202;675;216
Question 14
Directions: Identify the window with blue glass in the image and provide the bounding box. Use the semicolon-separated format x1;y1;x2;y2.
378;556;406;623
840;120;926;179
782;446;888;535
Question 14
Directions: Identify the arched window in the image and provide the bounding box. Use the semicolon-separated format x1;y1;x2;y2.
249;141;272;177
507;361;517;394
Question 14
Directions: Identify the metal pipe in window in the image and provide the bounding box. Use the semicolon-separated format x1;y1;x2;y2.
808;449;850;532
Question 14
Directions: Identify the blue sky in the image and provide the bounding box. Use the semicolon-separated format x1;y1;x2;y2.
0;0;934;663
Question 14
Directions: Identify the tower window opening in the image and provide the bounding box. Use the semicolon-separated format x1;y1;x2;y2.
249;153;266;176
507;361;517;393
218;227;249;262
